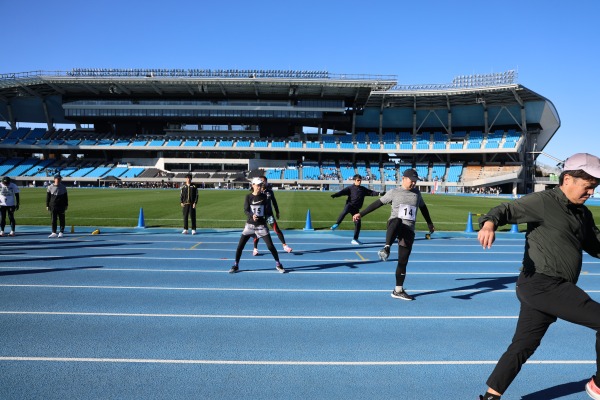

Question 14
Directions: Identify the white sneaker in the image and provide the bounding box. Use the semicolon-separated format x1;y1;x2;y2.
181;229;188;234
9;231;15;236
191;230;196;235
0;231;4;237
283;244;293;253
252;248;259;256
49;233;58;238
351;239;362;245
57;232;64;238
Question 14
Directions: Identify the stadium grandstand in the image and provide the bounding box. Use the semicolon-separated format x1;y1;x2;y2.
0;68;559;194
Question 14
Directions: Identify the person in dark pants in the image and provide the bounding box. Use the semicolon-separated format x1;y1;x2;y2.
46;174;68;238
0;176;20;236
180;173;199;235
229;177;285;274
330;174;383;245
252;176;292;255
477;153;600;400
353;169;434;300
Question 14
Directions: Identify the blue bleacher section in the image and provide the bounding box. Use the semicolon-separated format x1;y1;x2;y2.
183;140;199;147
415;164;429;180
132;140;149;146
86;167;112;178
447;164;464;182
69;167;95;178
107;167;129;177
166;140;182;147
5;158;39;176
219;140;234;148
431;164;446;181
26;160;54;177
0;158;23;176
302;164;320;180
121;168;145;178
283;168;298;180
265;169;282;180
383;164;397;182
340;166;355;180
200;140;215;147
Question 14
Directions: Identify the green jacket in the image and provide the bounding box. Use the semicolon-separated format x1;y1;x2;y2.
479;186;600;283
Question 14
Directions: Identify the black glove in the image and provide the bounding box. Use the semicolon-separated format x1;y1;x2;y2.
380;192;386;196
331;194;335;198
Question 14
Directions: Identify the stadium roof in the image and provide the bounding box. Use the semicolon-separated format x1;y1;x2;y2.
0;69;397;107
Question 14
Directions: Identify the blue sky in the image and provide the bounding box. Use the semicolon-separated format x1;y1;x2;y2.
2;0;599;163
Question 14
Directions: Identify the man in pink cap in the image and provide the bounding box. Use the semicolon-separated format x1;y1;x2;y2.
477;153;600;400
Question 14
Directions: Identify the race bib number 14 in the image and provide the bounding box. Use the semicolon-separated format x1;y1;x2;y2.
397;204;417;221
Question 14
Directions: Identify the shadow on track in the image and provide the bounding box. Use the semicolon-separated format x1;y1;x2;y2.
414;275;518;300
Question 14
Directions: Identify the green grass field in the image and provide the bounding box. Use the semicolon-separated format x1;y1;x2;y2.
14;187;600;231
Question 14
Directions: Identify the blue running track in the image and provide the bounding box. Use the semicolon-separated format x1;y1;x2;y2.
1;227;599;399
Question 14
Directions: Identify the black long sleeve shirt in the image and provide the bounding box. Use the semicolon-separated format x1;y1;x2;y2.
331;185;381;210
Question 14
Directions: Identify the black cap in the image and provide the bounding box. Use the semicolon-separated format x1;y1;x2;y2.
54;174;62;180
402;169;420;182
352;174;362;180
2;176;10;184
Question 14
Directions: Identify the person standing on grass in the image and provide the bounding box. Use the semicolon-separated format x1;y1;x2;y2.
476;153;600;400
330;173;383;245
352;168;434;301
229;177;285;274
180;173;199;235
0;176;20;236
252;175;292;256
46;174;68;238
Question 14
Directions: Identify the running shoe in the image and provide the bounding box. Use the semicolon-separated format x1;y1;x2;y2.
275;263;286;273
350;239;362;245
191;230;196;235
9;231;15;236
181;229;188;234
377;246;390;261
586;376;600;399
283;244;293;253
253;248;259;256
330;224;338;230
228;265;239;274
0;231;3;237
48;233;58;238
391;289;414;301
58;232;64;238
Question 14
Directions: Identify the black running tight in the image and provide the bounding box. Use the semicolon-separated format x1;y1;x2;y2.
236;233;279;264
395;245;412;286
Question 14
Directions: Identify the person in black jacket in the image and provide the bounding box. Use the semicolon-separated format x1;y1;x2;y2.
180;173;199;235
229;177;285;274
46;174;68;238
476;153;600;400
330;174;383;245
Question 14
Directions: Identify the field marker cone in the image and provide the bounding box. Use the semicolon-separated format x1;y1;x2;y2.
510;224;519;233
136;207;146;229
465;212;475;233
303;209;314;231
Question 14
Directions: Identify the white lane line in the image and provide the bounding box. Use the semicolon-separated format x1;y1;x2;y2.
0;311;519;319
0;254;531;262
0;284;520;292
0;356;593;365
0;267;523;275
